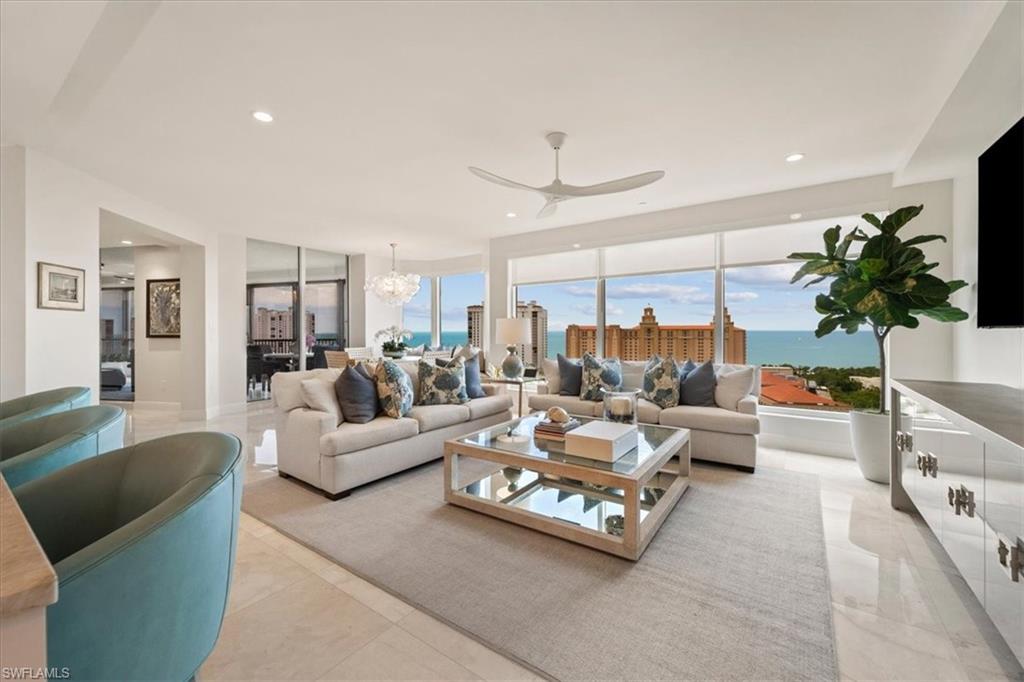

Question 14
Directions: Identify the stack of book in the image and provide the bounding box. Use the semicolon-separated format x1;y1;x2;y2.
534;418;581;442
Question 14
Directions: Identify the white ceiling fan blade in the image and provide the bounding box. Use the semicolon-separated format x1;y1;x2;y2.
468;167;541;193
537;199;558;219
559;170;665;197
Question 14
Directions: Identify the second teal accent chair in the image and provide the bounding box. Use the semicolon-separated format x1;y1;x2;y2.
0;405;125;488
14;431;244;681
0;386;91;429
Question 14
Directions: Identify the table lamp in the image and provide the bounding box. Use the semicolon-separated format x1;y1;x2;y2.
495;318;531;379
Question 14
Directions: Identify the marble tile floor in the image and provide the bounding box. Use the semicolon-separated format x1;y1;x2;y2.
106;400;1024;681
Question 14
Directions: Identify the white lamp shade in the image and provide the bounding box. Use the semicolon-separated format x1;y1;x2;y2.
495;318;531;345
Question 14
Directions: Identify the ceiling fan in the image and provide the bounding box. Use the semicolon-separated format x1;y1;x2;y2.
469;132;665;219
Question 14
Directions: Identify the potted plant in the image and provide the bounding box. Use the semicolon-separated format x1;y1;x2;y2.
788;205;967;483
374;326;413;359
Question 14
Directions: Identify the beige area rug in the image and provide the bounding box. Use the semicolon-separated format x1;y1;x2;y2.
243;462;837;681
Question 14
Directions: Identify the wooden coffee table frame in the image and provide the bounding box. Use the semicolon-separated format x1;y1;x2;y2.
444;423;690;561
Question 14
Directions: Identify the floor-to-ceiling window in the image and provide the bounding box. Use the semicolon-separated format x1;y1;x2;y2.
507;216;878;411
439;272;485;349
304;248;348;349
403;278;433;349
722;217;879;411
514;279;597;366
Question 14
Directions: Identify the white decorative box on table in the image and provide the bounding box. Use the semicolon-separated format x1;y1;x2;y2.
564;421;638;462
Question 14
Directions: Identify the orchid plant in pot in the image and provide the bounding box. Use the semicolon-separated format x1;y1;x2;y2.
788;205;968;483
374;326;413;359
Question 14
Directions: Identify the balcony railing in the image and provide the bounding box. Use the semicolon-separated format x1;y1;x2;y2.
101;337;133;362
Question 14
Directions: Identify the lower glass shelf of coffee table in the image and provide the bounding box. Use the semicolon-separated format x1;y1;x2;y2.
458;467;680;539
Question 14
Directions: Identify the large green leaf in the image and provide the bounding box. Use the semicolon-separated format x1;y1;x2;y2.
860;234;900;261
947;279;969;294
814;294;840;313
861;213;883;230
790;260;842;283
880;205;924;235
915;304;969;322
903;273;951;307
901;234;947;248
815;316;842;338
824;225;841;256
788;252;828;261
858;258;888;279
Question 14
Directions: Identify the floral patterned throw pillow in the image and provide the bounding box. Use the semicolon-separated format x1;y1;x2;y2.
579;353;623;401
642;355;681;408
374;359;414;418
418;359;469;405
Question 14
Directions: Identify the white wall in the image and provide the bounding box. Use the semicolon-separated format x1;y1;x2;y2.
886;179;956;384
952;172;1024;388
218;233;248;414
347;253;403;353
133;246;181;406
0;147;27;400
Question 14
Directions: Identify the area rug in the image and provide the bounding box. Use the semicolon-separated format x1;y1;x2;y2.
243;462;837;681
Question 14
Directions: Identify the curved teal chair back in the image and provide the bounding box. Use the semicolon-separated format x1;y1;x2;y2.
0;387;91;429
14;431;243;681
0;405;125;488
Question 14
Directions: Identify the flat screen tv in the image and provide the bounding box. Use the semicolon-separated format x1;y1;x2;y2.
977;116;1024;328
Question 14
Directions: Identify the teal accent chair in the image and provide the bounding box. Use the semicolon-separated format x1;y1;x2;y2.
0;386;91;429
14;431;243;681
0;405;126;488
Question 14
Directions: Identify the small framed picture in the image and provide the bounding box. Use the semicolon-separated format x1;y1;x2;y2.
146;278;181;338
37;262;85;311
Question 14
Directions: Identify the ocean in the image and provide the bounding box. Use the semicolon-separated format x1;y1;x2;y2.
409;329;878;368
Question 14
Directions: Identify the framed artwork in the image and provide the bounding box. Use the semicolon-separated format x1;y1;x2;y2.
146;278;181;338
37;262;85;311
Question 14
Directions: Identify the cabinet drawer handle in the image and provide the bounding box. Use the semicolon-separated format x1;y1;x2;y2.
919;452;937;477
998;536;1023;583
947;484;976;517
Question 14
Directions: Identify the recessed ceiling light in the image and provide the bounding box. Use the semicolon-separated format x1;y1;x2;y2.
785;152;805;163
790;213;803;220
120;240;132;245
638;201;647;206
572;243;581;249
252;111;274;123
506;212;517;218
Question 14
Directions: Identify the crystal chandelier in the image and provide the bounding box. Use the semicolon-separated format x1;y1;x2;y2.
364;242;421;306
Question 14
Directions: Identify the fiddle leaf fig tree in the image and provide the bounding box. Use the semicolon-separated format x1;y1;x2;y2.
788;205;968;413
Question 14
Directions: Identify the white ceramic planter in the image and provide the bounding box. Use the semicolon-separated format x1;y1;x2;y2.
849;410;890;484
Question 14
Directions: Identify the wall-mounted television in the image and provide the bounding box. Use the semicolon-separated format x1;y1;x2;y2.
977;116;1023;328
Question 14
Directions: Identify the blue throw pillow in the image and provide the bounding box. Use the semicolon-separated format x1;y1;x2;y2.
557;354;583;396
680;360;717;407
374;359;415;418
335;363;379;424
677;359;697;378
438;355;485;399
580;353;623;401
419;359;469;405
642;355;681;408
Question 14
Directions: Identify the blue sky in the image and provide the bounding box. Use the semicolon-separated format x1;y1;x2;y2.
400;263;827;333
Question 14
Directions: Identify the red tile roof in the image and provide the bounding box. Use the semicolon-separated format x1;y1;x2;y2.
759;369;838;406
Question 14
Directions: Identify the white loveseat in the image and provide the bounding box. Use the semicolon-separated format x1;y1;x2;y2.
272;364;513;499
528;361;760;471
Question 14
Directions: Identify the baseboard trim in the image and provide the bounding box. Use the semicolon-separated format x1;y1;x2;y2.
132;400;181;412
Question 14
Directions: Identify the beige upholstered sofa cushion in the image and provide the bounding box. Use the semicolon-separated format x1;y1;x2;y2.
273;368;341;412
407;404;470;433
528;393;602;417
658;405;760;435
467;394;513;420
636;398;663;424
320;416;419;456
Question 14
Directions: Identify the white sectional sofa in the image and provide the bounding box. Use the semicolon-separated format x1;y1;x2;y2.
528;361;761;471
272;364;513;499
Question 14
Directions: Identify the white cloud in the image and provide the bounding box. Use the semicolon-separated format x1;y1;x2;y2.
561;284;596;298
571;302;624;317
725;291;759;302
606;283;712;304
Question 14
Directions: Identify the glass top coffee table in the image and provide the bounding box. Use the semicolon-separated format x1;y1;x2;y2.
444;413;690;561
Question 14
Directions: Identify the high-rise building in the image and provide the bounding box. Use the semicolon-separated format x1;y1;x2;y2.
252;307;315;341
565;306;746;363
516;300;548;367
467;304;484;348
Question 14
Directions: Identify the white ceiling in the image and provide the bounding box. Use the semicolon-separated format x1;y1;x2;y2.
0;1;1004;260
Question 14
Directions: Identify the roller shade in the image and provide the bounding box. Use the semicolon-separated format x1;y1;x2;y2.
509;248;600;285
602;233;716;277
721;215;864;267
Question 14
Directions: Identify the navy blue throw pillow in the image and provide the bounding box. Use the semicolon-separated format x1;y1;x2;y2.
335;363;380;423
680;360;717;407
438;355;486;399
557;354;583;396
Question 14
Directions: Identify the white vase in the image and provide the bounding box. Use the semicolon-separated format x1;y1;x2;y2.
849;410;890;484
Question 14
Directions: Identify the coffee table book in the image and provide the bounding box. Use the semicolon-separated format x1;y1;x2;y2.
564;421;638;461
